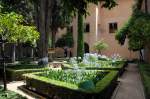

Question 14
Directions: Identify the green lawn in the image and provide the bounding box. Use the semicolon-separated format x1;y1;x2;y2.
139;63;150;99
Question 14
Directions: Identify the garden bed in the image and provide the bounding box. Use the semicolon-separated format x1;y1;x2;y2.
24;70;118;99
63;61;127;76
0;64;48;81
139;63;150;99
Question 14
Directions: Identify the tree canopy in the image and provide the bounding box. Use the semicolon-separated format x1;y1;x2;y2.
0;12;39;45
115;0;150;51
62;0;117;16
0;0;34;24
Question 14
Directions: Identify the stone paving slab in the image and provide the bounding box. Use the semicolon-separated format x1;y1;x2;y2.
111;63;145;99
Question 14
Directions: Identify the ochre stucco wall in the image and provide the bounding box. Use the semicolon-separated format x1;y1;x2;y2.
97;0;139;60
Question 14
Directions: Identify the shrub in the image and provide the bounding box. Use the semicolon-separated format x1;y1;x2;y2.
139;63;150;99
93;40;108;54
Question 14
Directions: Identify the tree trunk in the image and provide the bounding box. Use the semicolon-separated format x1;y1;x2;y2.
31;47;34;58
11;44;16;63
140;49;144;61
1;42;7;91
52;31;56;48
145;0;148;13
37;0;52;65
16;43;22;60
98;50;101;55
77;13;84;59
35;2;40;32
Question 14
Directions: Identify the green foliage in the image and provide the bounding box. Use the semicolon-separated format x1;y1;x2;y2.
64;59;125;70
51;0;73;32
94;71;118;93
115;18;131;45
0;12;23;42
116;11;150;51
55;32;74;48
17;25;39;45
93;40;108;54
115;0;150;51
79;80;95;91
38;69;106;86
62;0;117;16
0;12;39;45
0;86;27;99
139;63;150;99
24;70;118;95
1;64;48;81
77;14;84;58
0;0;34;24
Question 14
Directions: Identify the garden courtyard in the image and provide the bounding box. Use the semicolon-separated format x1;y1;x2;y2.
0;62;146;99
0;0;150;99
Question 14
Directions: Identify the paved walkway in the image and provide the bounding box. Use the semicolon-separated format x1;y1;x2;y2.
111;63;145;99
0;81;34;99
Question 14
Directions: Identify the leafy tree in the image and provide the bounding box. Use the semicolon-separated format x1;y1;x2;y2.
115;0;150;60
0;12;39;61
93;40;108;54
0;12;39;91
0;0;35;24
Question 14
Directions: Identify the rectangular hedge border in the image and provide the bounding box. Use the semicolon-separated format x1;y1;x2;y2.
24;70;118;99
0;66;48;81
6;68;48;81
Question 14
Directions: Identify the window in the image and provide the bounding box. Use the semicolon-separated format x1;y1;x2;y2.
84;23;90;33
109;22;118;33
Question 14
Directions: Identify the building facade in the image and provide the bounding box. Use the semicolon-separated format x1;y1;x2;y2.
56;0;139;60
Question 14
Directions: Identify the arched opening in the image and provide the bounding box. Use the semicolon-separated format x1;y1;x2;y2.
84;42;90;53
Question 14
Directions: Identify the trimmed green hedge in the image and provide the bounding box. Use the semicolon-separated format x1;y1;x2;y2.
24;70;118;99
139;63;150;99
63;61;127;76
0;64;48;81
0;86;27;99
